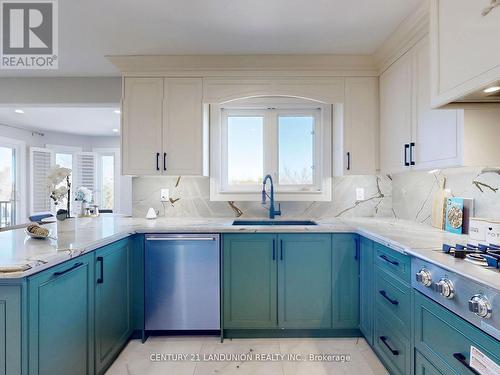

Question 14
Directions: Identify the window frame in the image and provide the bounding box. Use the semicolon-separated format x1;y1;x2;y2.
210;98;332;202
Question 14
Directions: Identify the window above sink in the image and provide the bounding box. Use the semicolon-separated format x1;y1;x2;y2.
210;97;332;202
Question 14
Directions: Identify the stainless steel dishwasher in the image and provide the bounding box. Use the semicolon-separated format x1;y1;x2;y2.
145;234;220;331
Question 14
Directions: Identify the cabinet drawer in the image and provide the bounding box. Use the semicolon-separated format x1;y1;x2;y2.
374;310;411;375
415;351;444;375
415;291;500;375
374;243;410;284
374;268;411;334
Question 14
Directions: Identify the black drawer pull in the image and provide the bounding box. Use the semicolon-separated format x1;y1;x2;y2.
453;353;481;375
379;254;399;266
272;239;276;261
163;152;167;171
379;290;399;305
404;144;410;166
96;256;104;284
156;152;160;171
54;262;83;277
280;239;283;261
380;336;399;356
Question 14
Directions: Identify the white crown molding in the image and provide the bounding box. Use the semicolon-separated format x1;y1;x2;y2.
107;54;378;77
373;0;430;74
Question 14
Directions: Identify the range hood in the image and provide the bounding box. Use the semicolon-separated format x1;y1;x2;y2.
456;80;500;103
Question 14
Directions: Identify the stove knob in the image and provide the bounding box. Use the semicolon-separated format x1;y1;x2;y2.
436;279;455;299
468;294;492;319
415;268;432;287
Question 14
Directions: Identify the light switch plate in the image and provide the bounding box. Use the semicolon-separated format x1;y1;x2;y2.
356;188;365;201
160;189;170;202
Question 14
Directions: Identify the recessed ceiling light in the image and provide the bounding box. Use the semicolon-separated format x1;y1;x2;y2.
14;109;24;114
112;128;119;133
483;86;500;93
114;109;121;114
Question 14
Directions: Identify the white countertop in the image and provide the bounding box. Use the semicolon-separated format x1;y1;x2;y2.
0;215;498;290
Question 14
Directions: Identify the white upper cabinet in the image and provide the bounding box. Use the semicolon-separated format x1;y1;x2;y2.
122;77;204;176
380;51;413;175
413;37;464;170
380;36;464;174
343;77;378;175
430;0;500;106
122;78;163;175
163;78;203;175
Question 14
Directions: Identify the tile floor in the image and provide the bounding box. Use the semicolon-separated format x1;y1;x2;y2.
106;336;388;375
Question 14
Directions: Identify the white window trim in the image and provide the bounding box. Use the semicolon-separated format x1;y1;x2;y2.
210;99;332;202
0;136;27;224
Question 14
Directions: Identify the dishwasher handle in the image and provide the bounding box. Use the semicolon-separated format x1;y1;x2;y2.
146;236;217;241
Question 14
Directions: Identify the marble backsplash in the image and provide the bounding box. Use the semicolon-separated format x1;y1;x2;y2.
132;175;393;219
392;166;500;224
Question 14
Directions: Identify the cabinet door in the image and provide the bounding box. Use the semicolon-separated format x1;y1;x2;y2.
431;0;500;106
95;239;131;375
122;77;164;175
413;37;464;170
344;77;378;175
0;286;22;375
28;254;94;375
380;51;413;174
332;234;359;329
278;234;332;329
359;237;374;345
163;78;203;175
223;234;277;328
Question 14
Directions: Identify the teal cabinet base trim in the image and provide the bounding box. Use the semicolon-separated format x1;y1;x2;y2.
223;329;362;339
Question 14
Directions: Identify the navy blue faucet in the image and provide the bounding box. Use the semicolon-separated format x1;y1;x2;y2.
262;174;281;219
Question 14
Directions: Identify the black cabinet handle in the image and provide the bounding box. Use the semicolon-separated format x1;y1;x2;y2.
380;336;399;356
453;353;481;375
379;290;399;305
404;144;410;166
347;152;351;171
272;239;276;261
410;142;415;166
379;254;399;266
54;262;83;277
280;239;283;261
163;152;167;172
97;256;104;284
354;237;359;260
156;152;160;171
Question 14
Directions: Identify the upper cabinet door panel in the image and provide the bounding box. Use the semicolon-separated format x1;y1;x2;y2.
379;52;412;174
344;77;378;175
163;78;203;175
413;37;464;169
122;78;164;175
431;0;500;106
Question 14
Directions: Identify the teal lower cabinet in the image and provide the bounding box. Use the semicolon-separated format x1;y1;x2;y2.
223;234;278;329
0;284;23;375
278;234;332;328
373;310;411;375
414;291;500;375
94;238;132;375
359;237;374;345
414;351;443;375
332;234;359;331
222;233;360;337
28;253;95;375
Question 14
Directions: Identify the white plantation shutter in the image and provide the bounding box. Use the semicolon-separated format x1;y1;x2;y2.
75;152;97;201
30;147;54;215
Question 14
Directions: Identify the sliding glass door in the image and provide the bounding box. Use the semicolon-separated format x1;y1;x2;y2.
0;145;16;227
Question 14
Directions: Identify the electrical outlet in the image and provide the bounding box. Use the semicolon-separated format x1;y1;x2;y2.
160;189;170;202
356;188;365;201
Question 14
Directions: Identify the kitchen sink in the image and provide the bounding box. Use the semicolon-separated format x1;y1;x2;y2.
232;220;318;226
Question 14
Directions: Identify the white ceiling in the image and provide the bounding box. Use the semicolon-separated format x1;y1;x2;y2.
0;107;121;136
0;0;422;77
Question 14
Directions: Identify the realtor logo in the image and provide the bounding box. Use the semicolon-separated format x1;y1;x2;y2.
0;0;58;69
